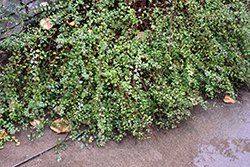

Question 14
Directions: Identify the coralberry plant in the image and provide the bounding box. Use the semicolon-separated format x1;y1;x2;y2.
0;0;249;147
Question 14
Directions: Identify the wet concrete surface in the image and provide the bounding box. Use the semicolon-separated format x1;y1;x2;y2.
1;90;250;167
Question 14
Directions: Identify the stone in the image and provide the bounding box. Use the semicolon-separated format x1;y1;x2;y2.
0;0;22;17
0;24;21;39
0;0;21;9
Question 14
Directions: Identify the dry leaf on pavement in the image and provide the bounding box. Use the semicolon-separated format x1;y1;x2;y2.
50;119;72;134
0;129;8;139
223;95;235;103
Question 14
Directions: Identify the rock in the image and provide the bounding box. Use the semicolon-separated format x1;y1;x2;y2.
0;0;21;11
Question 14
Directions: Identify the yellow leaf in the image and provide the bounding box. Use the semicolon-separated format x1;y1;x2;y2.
50;119;72;134
88;29;92;33
223;95;235;103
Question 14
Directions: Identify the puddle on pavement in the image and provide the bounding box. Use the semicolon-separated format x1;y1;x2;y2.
191;118;250;167
192;138;250;167
190;100;250;167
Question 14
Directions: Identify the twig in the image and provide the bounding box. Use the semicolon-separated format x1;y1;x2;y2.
12;132;71;167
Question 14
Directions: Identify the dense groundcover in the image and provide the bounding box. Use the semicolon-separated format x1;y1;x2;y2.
0;0;250;147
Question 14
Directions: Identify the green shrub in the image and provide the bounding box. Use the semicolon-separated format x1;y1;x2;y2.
0;0;249;147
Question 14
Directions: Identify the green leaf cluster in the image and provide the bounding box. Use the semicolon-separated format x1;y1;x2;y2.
0;0;249;146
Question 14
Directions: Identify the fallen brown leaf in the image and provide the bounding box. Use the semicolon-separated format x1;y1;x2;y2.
0;129;8;139
17;86;25;97
81;120;89;125
50;119;72;134
30;118;44;127
41;2;48;6
67;20;76;26
191;98;198;106
53;106;64;115
9;101;15;105
137;31;145;39
189;90;201;106
40;18;53;31
126;0;133;4
223;95;235;103
9;101;16;112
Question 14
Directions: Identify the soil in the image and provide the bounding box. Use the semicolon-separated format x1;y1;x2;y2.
1;89;250;167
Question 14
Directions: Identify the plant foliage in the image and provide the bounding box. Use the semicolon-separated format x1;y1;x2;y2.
0;0;249;147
